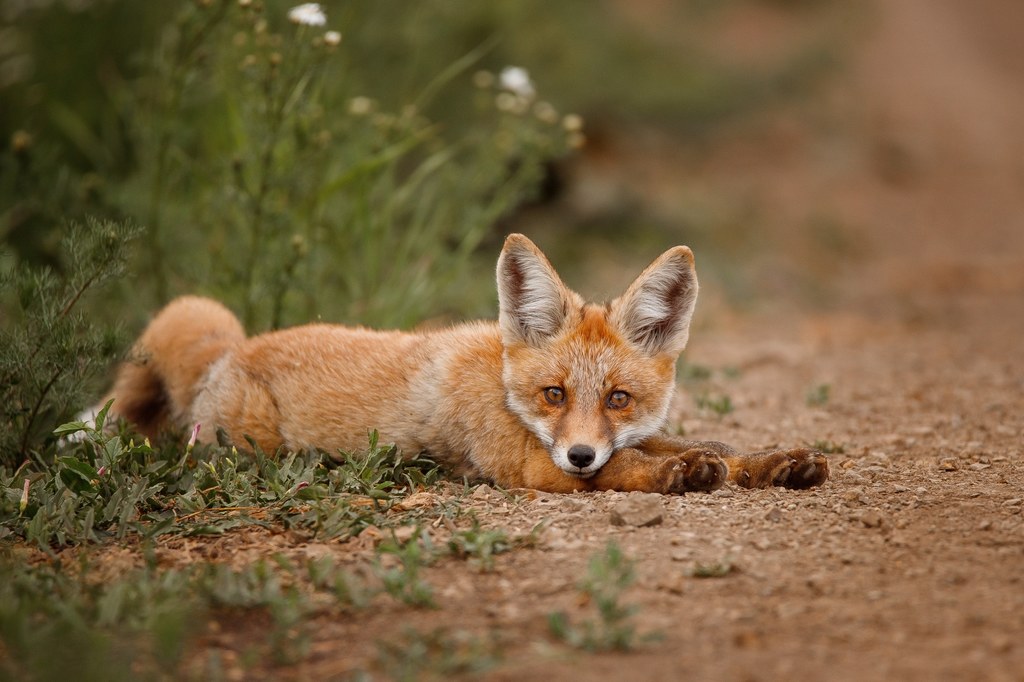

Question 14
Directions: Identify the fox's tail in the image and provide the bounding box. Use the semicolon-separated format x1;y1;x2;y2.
107;296;245;437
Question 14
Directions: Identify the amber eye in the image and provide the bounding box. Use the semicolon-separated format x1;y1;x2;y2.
543;387;566;405
607;390;631;409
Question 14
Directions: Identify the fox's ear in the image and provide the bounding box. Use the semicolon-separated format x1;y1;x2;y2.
497;234;573;346
610;246;698;356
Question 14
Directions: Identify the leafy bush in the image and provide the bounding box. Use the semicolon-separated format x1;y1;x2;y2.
0;218;138;465
3;0;578;333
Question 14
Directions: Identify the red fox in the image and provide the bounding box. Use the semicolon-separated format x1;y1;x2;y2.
103;234;828;494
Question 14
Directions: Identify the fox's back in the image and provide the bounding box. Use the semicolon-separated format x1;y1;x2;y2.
195;321;509;458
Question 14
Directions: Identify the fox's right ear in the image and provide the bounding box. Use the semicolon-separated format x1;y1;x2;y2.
497;234;573;346
610;245;698;356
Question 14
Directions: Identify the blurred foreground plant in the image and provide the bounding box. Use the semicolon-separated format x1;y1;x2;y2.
548;541;658;651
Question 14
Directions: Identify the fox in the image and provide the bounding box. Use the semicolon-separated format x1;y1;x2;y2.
100;234;829;494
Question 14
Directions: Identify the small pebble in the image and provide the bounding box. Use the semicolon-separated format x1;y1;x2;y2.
859;510;885;528
559;498;585;513
471;484;499;501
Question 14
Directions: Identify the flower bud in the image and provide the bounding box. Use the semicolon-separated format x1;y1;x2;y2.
187;423;202;453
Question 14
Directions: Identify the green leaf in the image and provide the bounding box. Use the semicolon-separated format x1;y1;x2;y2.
59;456;99;480
53;421;90;437
58;456;99;493
94;398;115;431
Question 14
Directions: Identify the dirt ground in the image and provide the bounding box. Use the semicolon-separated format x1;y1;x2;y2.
26;1;1024;679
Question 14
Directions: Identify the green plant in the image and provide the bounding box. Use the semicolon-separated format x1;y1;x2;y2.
374;527;436;608
4;402;168;547
306;554;373;610
447;518;511;572
679;361;713;382
810;439;845;454
446;517;543;571
695;392;734;416
548;542;654;651
0;555;202;680
690;558;737;578
330;431;440;508
2;413;446;549
196;557;314;664
0;218;137;466
375;627;502;681
806;383;831;406
111;0;576;330
4;2;579;335
0;549;398;678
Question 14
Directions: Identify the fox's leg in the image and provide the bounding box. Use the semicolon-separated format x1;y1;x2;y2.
640;436;829;489
597;435;829;493
719;447;830;489
590;443;728;494
515;437;827;494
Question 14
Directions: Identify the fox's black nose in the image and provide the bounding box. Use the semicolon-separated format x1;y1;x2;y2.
567;444;596;468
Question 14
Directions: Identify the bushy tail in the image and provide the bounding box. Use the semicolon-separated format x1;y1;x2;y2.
109;296;245;437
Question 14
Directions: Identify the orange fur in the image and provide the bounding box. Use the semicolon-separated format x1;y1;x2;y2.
102;235;829;493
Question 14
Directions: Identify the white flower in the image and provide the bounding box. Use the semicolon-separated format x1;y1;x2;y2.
499;66;535;98
324;30;342;46
562;113;584;132
348;96;374;116
288;3;326;27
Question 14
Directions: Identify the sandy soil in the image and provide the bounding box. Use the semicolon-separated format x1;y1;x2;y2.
21;1;1024;679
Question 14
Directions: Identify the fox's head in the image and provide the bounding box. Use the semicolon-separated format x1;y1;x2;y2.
497;234;698;478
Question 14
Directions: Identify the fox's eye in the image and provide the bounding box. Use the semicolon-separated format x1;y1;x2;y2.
607;390;631;409
543;387;565;405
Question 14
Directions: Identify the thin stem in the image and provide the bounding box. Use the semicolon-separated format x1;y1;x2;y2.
19;366;65;457
241;36;304;328
241;118;283;328
59;270;101;320
145;1;230;305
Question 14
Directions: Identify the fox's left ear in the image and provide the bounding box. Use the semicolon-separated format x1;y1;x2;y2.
610;246;698;356
497;234;576;346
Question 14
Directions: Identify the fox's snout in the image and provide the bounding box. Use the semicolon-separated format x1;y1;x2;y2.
550;440;613;478
566;444;596;469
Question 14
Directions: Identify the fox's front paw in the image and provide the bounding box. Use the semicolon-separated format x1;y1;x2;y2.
664;449;728;494
732;448;830;489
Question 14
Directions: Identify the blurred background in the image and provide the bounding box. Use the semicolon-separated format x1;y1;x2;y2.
3;0;1023;333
